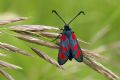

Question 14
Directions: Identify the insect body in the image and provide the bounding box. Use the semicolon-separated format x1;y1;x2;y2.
52;10;85;65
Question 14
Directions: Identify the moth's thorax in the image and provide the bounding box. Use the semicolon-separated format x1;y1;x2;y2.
62;25;72;37
63;30;72;38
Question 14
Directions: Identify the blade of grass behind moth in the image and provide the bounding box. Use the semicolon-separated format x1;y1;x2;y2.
31;48;64;70
0;17;28;25
37;32;90;45
12;29;89;45
20;31;59;39
10;25;59;32
10;25;89;44
32;32;90;45
0;68;14;80
12;31;43;38
15;34;99;59
39;32;59;38
13;31;52;41
0;42;33;57
15;34;59;49
84;57;120;80
0;60;22;69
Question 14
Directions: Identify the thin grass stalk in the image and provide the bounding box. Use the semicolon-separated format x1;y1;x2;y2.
0;17;27;25
84;56;120;80
0;42;33;57
10;25;59;32
15;35;59;49
15;34;100;59
0;60;22;69
31;48;64;70
10;25;89;44
0;68;14;80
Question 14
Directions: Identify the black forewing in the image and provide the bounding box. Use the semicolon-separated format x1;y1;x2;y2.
69;32;83;62
58;33;69;65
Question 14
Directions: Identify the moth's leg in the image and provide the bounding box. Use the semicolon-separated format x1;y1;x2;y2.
51;28;63;42
51;34;61;42
59;28;64;31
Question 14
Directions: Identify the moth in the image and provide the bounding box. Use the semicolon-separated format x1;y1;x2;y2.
52;10;85;65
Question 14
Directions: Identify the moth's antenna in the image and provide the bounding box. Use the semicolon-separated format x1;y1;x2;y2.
67;11;85;25
52;10;66;25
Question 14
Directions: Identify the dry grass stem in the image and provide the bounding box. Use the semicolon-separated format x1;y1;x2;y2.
15;30;89;44
10;25;89;44
84;57;120;80
15;34;101;59
0;42;33;57
9;25;119;80
0;60;22;69
15;35;59;49
0;17;27;25
10;25;59;32
31;48;64;70
0;18;28;80
0;68;14;80
38;32;59;38
30;47;119;80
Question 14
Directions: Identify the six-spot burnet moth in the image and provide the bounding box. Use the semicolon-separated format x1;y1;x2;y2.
52;10;85;65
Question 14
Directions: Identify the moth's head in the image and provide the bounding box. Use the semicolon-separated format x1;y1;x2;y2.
64;24;71;30
64;24;69;27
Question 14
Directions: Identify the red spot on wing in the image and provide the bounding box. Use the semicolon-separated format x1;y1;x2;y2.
60;34;66;41
68;44;72;49
72;32;76;40
59;53;66;60
60;46;67;52
75;50;81;59
73;44;79;51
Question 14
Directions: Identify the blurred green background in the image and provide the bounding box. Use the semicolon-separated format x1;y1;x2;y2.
0;0;120;80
